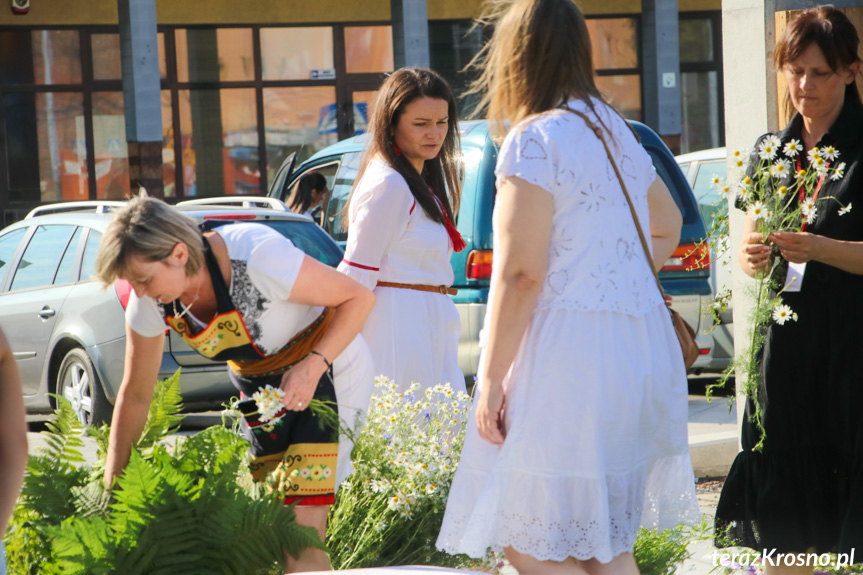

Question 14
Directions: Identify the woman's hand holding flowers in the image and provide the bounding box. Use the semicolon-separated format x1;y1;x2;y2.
741;232;772;273
769;230;822;264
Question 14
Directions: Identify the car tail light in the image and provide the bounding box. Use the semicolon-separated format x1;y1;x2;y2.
115;279;132;310
466;250;493;280
661;243;709;273
203;214;257;220
699;348;710;355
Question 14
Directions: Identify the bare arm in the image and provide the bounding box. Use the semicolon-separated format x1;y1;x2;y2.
476;176;553;445
646;176;683;270
0;328;27;535
104;327;164;488
277;256;375;410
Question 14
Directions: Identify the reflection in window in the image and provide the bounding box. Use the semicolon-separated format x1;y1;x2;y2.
176;28;254;83
263;86;337;182
429;21;483;80
161;90;176;197
11;224;76;291
586;18;638;70
344;26;393;74
179;88;257;196
681;71;720;154
596;75;641;121
693;160;727;228
0;228;25;283
679;19;714;63
92;92;129;199
3;93;87;203
80;230;102;281
261;27;334;81
352;90;378;136
92;33;167;81
324;151;363;242
54;227;82;285
0;30;81;86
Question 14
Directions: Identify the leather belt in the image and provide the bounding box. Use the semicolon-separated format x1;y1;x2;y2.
376;281;457;296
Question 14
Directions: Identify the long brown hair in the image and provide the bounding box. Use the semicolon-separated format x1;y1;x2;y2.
469;0;610;139
288;170;326;214
344;67;462;229
775;6;863;120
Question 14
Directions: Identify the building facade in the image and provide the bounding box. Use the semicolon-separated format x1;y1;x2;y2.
0;0;721;222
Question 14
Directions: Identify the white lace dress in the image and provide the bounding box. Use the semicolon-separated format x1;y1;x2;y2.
436;99;700;562
337;158;465;394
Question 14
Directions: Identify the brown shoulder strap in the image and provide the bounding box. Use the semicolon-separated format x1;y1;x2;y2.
563;106;664;297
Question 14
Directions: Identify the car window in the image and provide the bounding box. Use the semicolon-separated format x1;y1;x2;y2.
0;228;26;287
11;224;77;291
53;227;83;285
693;159;728;233
79;229;103;281
323;152;363;242
205;220;343;267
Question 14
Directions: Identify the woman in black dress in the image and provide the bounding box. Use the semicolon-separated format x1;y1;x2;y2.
716;6;863;574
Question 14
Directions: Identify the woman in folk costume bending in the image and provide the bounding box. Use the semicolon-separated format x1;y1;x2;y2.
338;67;467;393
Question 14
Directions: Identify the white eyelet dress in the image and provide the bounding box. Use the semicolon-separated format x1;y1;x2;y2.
436;99;700;562
337;158;466;394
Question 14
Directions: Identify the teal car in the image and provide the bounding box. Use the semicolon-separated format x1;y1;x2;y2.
270;120;713;382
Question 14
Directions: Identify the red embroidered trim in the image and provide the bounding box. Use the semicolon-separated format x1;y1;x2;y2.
342;259;379;271
283;494;336;506
409;199;416;215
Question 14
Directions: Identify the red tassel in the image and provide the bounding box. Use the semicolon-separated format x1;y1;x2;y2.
394;143;401;156
442;212;466;252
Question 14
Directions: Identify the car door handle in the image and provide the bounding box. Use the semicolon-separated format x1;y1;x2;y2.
37;306;56;318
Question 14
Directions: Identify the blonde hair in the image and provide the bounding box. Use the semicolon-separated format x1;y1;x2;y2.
94;196;204;286
468;0;608;139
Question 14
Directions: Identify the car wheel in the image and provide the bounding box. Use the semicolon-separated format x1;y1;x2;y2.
57;348;111;426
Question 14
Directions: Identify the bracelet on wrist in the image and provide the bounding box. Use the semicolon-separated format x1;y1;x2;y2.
308;349;332;370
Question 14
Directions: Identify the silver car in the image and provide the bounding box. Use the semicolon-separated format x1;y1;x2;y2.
2;198;343;425
676;147;733;372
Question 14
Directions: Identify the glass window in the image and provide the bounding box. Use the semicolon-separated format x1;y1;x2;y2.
586;18;638;70
324;151;363;242
79;229;102;281
693;159;727;227
679;18;714;63
351;90;378;136
92;92;130;199
263;86;337;180
429;21;483;79
92;32;167;81
596;75;641;121
0;30;81;85
4;92;87;203
11;224;76;291
344;26;393;74
53;227;82;285
161;90;176;197
261;27;334;81
681;71;721;154
176;28;254;83
179;88;257;196
0;228;26;284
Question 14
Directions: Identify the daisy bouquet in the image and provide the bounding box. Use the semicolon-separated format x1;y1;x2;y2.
706;137;848;449
324;377;503;571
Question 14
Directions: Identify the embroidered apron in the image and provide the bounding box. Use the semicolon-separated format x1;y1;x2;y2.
163;237;339;506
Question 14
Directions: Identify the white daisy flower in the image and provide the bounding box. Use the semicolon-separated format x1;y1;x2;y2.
771;158;791;178
776;185;790;199
747;201;767;221
820;145;839;161
831;162;846;181
710;174;723;188
252;384;286;423
839;203;853;216
721;184;733;197
737;187;753;204
772;304;798;326
783;139;802;157
763;209;774;223
812;155;828;174
801;197;817;215
733;157;748;169
806;206;818;225
759;137;781;161
807;147;822;165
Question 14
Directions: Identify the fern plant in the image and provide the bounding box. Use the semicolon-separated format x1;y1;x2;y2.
5;370;323;575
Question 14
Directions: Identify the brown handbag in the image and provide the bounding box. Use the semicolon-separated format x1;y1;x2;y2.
564;107;700;369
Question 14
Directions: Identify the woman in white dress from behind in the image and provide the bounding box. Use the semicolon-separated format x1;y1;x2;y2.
436;1;700;573
337;68;466;394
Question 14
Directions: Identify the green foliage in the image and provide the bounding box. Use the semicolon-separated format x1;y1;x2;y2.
5;369;322;575
634;519;709;575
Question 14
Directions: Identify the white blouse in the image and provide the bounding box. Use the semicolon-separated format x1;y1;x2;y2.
495;97;662;316
337;158;454;289
126;223;322;356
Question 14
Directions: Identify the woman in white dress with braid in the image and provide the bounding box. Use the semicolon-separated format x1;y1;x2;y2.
338;67;466;394
437;1;700;574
